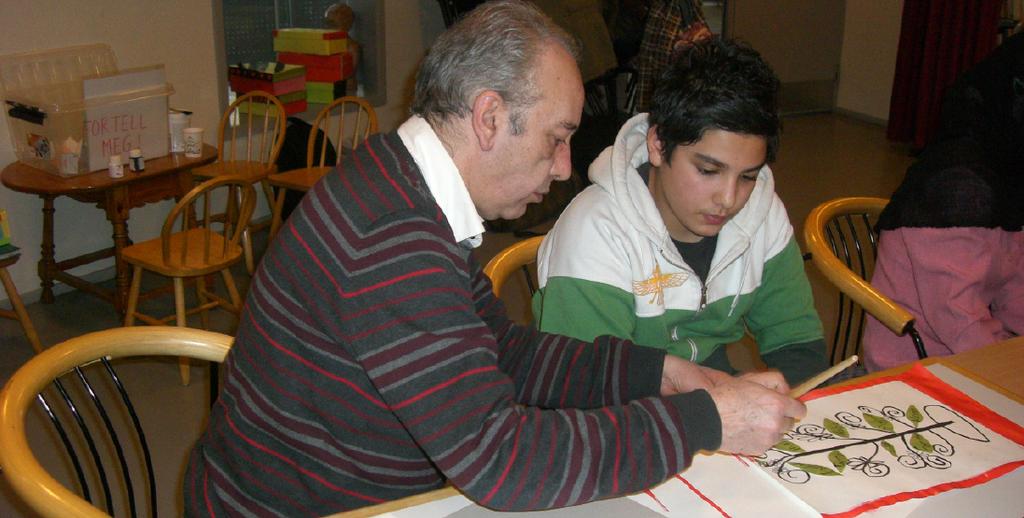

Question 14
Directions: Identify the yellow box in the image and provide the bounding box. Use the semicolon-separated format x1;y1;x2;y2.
273;28;348;56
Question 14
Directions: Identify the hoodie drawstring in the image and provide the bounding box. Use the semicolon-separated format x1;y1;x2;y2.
728;253;745;317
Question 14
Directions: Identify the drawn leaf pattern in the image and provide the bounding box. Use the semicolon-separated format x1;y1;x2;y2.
823;418;849;438
881;440;898;457
907;405;923;425
910;432;935;453
774;440;805;453
761;398;988;484
791;463;841;476
828;450;848;472
864;413;895;432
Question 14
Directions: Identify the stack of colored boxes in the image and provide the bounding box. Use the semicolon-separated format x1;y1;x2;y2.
273;28;357;105
228;62;308;115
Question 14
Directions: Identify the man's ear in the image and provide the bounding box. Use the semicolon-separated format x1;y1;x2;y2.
471;90;504;152
647;125;666;167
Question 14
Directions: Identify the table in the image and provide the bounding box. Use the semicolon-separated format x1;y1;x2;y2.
333;337;1024;517
1;146;217;313
925;335;1024;398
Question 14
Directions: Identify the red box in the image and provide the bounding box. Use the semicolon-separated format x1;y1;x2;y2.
277;52;354;82
282;99;307;115
228;75;306;95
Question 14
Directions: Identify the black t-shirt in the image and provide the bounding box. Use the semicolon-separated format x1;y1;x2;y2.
674;235;717;284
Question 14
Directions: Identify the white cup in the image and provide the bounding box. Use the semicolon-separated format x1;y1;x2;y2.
183;127;204;158
169;112;189;153
59;153;80;176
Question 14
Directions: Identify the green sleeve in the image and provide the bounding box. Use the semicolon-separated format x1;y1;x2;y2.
532;276;639;343
744;238;826;382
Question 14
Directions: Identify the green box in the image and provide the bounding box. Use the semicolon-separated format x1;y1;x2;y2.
0;209;10;246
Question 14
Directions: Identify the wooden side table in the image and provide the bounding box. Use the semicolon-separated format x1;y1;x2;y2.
1;146;217;314
0;254;43;353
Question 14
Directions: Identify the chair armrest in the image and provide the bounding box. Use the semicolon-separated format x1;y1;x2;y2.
804;197;915;335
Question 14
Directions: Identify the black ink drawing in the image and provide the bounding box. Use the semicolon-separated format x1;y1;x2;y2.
757;404;991;484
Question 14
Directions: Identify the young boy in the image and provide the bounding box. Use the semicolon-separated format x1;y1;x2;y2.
533;37;826;384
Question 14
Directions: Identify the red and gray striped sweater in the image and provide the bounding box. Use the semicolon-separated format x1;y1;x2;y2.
184;130;721;516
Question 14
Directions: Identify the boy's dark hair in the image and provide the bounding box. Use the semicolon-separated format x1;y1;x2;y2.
649;37;780;164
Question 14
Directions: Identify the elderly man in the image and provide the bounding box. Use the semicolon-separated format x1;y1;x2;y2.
184;1;804;515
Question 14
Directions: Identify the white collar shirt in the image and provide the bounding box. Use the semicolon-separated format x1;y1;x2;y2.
397;115;485;248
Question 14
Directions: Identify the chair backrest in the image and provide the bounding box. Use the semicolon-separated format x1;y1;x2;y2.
804;197;927;364
217;90;287;166
483;235;545;322
307;95;378;167
0;327;233;518
160;175;256;269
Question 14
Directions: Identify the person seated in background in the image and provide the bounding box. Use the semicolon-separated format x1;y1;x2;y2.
183;3;805;515
863;32;1024;372
533;36;827;386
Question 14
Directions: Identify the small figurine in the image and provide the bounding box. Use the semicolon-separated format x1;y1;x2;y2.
324;3;354;32
324;3;359;95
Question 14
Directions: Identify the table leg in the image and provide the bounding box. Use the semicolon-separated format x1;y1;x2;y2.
107;209;131;314
38;195;56;303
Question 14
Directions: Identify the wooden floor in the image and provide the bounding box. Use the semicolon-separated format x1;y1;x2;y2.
0;113;914;517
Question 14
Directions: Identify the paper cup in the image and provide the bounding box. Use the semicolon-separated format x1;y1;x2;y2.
183;127;204;158
59;153;80;176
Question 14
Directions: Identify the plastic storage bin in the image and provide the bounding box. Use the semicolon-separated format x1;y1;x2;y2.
0;44;174;177
0;44;116;176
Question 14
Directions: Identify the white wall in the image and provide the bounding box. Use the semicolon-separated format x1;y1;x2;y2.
836;1;904;121
728;0;845;84
0;0;444;305
379;0;446;130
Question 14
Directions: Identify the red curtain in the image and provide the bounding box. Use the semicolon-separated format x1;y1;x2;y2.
886;0;1003;149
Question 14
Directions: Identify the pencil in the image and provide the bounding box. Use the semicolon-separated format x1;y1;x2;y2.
789;355;859;398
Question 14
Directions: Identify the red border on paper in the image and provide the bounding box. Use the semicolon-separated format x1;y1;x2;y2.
800;363;1024;517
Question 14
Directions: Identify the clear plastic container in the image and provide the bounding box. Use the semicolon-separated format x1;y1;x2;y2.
1;45;173;176
168;111;189;153
0;44;117;176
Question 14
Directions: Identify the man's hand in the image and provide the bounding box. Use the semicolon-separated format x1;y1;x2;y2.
737;370;791;394
707;372;806;455
660;355;732;395
660;358;803;455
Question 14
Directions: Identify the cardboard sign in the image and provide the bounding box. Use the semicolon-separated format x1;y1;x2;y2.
83;66;171;172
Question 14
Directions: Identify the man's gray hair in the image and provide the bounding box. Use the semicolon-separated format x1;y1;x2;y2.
411;0;580;135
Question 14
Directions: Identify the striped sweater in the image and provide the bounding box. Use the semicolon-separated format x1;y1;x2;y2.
184;130;721;516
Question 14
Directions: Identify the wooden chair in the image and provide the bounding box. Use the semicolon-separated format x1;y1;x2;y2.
804;197;927;365
0;326;232;518
483;235;545;323
1;253;43;353
269;96;378;238
122;175;255;386
191;91;286;273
